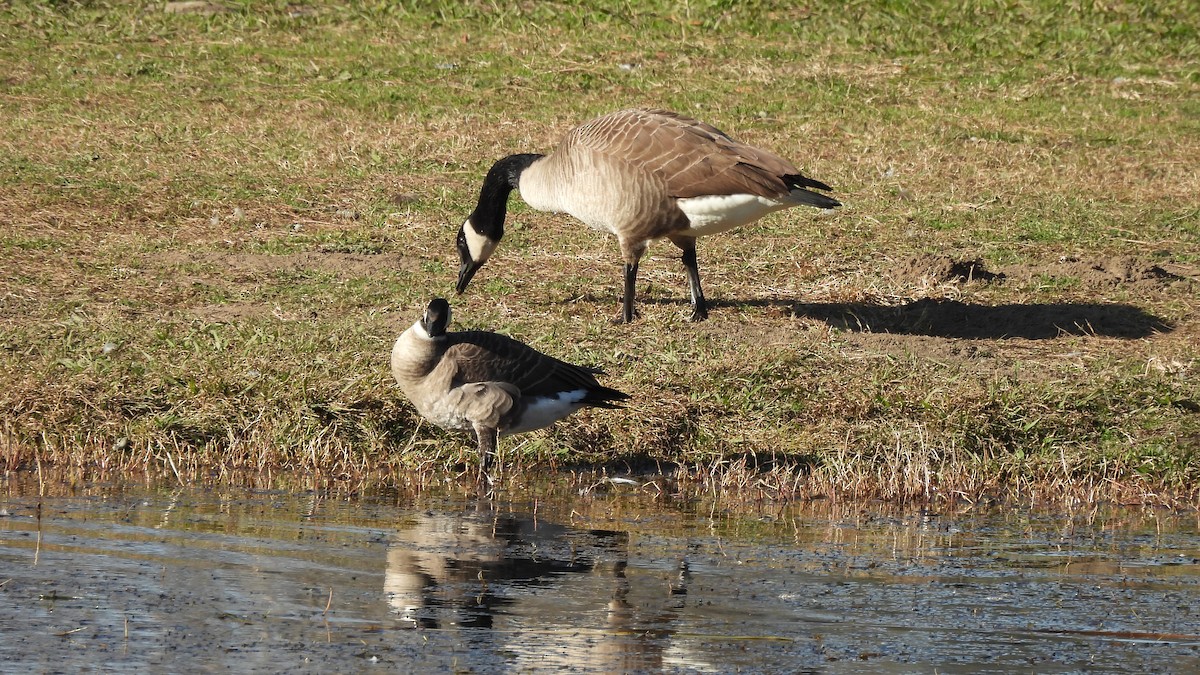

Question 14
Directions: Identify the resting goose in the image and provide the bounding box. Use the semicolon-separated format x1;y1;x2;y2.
391;298;630;481
455;108;841;323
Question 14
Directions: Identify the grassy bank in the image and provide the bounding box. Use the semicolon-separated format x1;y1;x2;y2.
2;1;1198;504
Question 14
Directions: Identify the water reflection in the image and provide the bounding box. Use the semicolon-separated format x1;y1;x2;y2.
384;507;626;628
1;475;1197;673
383;506;701;672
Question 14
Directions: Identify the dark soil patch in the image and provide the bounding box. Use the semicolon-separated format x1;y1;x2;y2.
894;255;1004;284
1005;255;1188;289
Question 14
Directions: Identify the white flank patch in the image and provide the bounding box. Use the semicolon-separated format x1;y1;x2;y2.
462;219;498;262
505;389;589;434
677;194;785;237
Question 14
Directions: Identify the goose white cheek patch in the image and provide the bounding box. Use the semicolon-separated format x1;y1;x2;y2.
462;220;499;262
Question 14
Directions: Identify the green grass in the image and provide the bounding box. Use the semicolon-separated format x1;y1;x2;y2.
1;0;1198;504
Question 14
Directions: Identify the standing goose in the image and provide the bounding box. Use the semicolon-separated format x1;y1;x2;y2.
455;108;841;323
391;298;630;482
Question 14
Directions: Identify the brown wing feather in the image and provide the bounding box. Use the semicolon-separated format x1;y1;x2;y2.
442;381;519;429
565;108;800;200
444;332;606;398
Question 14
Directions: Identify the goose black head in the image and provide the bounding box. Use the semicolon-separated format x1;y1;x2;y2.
421;298;452;339
456;220;496;294
455;153;543;295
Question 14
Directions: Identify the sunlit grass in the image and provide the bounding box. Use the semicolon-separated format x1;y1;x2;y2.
1;0;1197;504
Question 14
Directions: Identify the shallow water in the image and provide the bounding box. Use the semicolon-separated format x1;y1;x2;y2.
1;475;1198;673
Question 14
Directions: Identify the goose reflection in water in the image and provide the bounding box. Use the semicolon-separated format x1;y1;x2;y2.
383;508;701;672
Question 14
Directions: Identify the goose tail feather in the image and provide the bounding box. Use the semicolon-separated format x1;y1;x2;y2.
791;188;841;210
585;386;632;409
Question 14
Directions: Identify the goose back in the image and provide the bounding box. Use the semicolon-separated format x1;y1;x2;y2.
443;330;612;401
518;108;828;244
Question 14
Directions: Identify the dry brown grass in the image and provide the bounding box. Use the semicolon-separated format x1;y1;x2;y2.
1;1;1198;506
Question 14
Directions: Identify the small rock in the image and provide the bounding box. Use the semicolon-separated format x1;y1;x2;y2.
164;1;229;14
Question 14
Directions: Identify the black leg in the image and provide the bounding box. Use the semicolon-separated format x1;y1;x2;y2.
680;245;708;321
617;261;639;324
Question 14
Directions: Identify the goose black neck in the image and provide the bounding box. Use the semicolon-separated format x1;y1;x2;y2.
468;153;542;238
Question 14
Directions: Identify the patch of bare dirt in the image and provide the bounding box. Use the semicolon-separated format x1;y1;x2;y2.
187;302;278;323
895;254;1191;291
157;251;421;279
1005;255;1188;289
893;255;1003;285
148;251;423;322
185;301;340;323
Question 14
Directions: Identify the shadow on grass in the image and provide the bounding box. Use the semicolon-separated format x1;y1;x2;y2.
787;298;1173;339
561;294;1171;339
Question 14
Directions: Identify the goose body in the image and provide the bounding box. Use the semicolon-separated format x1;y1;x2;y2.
456;108;841;322
391;298;629;480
